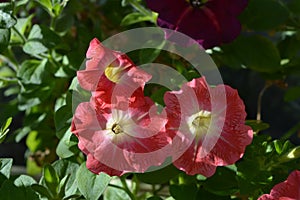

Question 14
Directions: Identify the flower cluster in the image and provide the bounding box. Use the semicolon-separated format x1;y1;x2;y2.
145;0;248;49
72;38;253;177
258;170;300;200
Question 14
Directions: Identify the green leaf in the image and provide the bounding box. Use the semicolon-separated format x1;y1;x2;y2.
0;117;12;143
0;10;17;29
23;24;61;55
104;178;131;200
137;164;181;184
14;175;37;187
56;129;77;158
196;189;230;200
220;35;281;73
76;162;111;200
0;180;38;200
240;0;289;30
170;184;198;200
35;0;53;16
55;105;72;134
121;12;153;26
11;15;33;43
18;59;47;85
0;28;10;52
0;158;13;179
31;184;53;199
52;159;80;197
245;120;270;133
203;167;239;196
43;164;60;196
284;86;300;102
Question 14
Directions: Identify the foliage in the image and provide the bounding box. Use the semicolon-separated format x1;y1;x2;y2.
0;0;300;199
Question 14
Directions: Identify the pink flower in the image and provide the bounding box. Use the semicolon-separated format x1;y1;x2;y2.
77;38;152;107
146;0;248;49
164;77;253;176
258;170;300;200
71;94;170;176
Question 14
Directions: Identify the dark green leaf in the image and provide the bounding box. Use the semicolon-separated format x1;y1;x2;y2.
0;28;10;52
240;0;289;30
245;120;270;133
220;35;281;73
0;180;38;200
76;162;111;200
203;167;239;196
170;184;198;200
137;164;181;184
284;86;300;102
31;184;53;199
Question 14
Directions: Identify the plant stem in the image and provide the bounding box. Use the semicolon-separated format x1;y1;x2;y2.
127;0;155;22
120;176;136;200
256;83;271;121
12;26;26;44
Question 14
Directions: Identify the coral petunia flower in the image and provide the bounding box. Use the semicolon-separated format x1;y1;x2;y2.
145;0;248;49
77;38;152;107
164;77;253;176
258;170;300;200
71;94;170;176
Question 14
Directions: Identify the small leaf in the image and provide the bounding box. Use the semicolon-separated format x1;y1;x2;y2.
56;129;77;158
170;184;198;200
246;120;270;133
52;159;80;197
0;10;17;29
31;184;53;199
0;28;10;52
121;12;153;26
43;164;60;196
18;59;47;85
76;162;111;200
0;158;13;179
0;117;12;143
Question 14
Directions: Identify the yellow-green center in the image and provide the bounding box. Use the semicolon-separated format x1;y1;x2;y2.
104;65;125;83
112;123;123;134
189;110;212;138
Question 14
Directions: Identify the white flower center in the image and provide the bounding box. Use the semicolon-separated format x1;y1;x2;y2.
188;110;212;138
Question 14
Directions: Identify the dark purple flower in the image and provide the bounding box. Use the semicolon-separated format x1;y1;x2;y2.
146;0;248;49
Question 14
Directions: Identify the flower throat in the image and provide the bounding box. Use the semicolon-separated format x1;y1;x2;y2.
189;0;208;8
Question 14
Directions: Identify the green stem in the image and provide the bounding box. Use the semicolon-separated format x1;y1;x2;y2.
12;26;26;44
120;176;136;200
256;83;271;121
127;0;155;21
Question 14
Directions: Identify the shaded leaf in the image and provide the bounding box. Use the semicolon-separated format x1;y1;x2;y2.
76;162;111;200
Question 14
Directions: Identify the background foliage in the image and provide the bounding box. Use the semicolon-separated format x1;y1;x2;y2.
0;0;300;199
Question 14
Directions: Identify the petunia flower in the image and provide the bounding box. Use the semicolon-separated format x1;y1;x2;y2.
164;77;253;176
71;94;170;176
77;38;152;107
258;170;300;200
145;0;248;49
